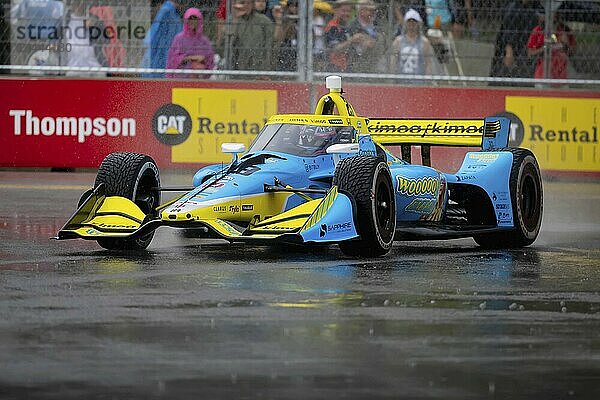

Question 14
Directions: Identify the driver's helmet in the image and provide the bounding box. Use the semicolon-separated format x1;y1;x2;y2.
313;126;336;139
298;125;318;146
298;125;337;146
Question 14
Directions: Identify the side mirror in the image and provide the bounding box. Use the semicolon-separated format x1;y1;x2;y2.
326;143;359;166
326;143;359;154
221;142;246;164
221;143;246;154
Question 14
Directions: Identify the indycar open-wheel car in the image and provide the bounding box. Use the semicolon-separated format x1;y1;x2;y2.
56;76;543;257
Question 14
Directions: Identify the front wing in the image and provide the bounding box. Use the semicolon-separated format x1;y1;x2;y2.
55;185;359;245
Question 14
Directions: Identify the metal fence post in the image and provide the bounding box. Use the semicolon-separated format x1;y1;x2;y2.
224;0;233;75
306;0;314;84
543;0;552;81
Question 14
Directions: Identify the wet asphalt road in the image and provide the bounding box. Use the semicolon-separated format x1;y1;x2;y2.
0;170;599;399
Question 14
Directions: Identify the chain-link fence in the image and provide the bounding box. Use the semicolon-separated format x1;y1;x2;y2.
1;0;599;87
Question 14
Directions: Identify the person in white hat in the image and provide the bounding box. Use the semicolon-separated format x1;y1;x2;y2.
390;8;434;165
390;8;433;78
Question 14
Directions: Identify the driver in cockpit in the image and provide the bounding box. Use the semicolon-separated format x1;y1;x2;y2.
298;125;337;147
298;125;317;146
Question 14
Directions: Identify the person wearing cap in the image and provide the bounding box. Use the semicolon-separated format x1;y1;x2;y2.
391;8;434;165
392;0;428;32
347;0;385;73
390;8;433;78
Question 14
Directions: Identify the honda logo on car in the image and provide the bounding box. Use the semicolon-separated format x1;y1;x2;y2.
9;109;136;143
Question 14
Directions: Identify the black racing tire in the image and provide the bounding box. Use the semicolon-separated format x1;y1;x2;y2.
474;148;543;248
333;156;396;257
94;152;161;251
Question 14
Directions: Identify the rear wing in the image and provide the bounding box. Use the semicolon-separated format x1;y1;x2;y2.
366;117;510;150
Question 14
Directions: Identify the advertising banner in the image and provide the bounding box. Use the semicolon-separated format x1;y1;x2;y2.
505;96;599;172
1;77;599;176
167;88;278;164
0;79;305;169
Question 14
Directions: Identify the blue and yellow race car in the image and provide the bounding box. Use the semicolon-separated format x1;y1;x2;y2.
56;76;543;257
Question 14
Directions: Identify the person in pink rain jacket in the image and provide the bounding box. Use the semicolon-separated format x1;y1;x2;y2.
166;8;215;79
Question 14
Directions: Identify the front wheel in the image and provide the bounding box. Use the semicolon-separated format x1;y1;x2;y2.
94;152;161;250
333;156;396;257
474;148;543;248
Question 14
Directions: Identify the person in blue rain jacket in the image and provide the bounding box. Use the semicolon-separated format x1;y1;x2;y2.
142;1;184;78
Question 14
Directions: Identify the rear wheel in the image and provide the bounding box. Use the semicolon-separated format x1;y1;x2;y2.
333;156;396;257
95;152;161;250
474;148;543;248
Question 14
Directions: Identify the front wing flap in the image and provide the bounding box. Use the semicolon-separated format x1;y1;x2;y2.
56;184;153;240
56;184;359;245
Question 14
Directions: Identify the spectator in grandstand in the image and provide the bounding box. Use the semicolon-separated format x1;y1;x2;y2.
390;8;433;166
393;0;427;33
214;0;227;49
324;0;355;72
313;1;334;71
527;12;576;84
10;0;65;75
227;0;274;71
65;0;107;77
141;0;184;78
89;4;126;73
273;0;298;71
166;7;215;79
214;0;273;53
489;0;544;86
255;0;269;17
450;0;474;38
425;0;452;31
10;0;65;39
347;0;385;73
390;8;433;79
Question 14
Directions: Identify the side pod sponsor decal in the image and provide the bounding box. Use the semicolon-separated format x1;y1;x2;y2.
318;221;352;237
396;176;439;196
405;198;436;214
